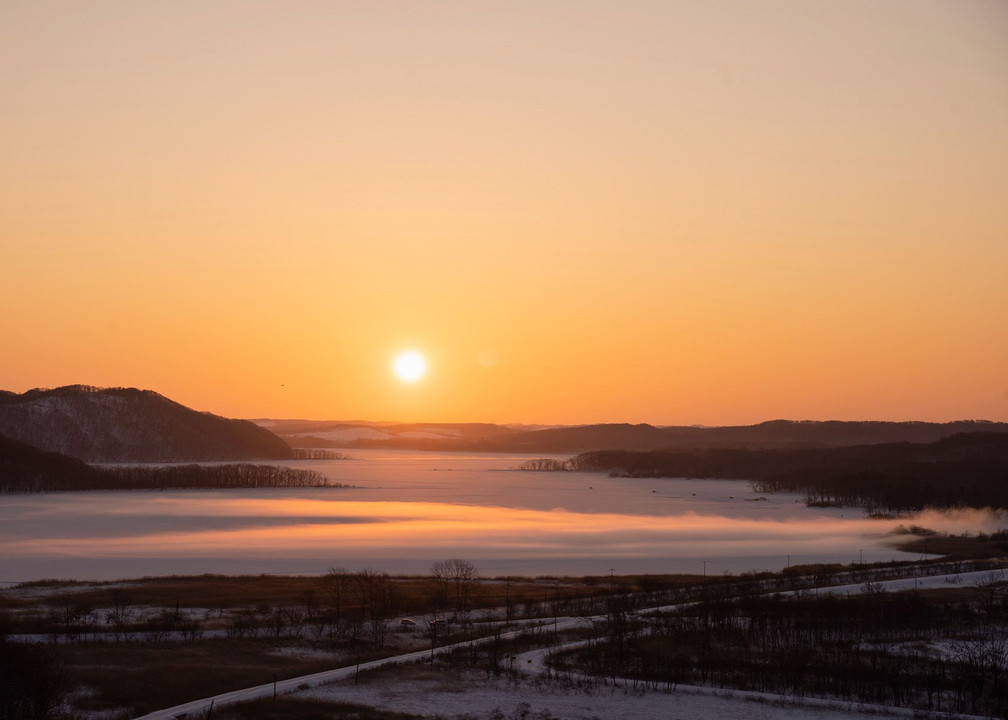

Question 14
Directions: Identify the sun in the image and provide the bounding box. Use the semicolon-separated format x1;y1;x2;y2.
393;351;427;382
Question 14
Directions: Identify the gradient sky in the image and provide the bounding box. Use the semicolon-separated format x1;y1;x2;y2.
2;1;1006;425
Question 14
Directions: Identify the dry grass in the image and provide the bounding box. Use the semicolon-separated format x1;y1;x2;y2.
17;575;330;610
5;573;614;619
65;639;348;717
0;571;664;717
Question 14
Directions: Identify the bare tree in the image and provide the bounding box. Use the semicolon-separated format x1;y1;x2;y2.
320;566;351;626
430;558;479;615
355;568;395;649
104;589;133;643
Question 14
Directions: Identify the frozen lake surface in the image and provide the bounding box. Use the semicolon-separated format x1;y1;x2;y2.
1;449;1002;582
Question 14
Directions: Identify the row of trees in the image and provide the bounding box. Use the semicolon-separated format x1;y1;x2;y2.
221;560;481;650
290;448;349;460
310;560;481;650
101;463;331;490
0;462;332;492
26;559;482;653
751;459;1008;513
562;578;1008;717
516;458;570;472
41;590;209;645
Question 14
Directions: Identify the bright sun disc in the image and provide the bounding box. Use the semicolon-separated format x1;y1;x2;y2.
394;351;427;382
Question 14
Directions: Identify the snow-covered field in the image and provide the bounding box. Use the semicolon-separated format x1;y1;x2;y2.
302;665;970;720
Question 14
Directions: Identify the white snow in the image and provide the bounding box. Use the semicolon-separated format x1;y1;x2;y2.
301;661;980;720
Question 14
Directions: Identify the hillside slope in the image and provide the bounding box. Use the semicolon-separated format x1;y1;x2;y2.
0;433;100;491
569;432;1008;511
0;386;292;462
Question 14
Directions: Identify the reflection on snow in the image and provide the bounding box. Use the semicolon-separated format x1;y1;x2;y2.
1;450;1004;581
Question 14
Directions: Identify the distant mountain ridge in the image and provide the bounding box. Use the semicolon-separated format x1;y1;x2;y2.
484;420;1008;453
0;385;292;462
259;418;1008;453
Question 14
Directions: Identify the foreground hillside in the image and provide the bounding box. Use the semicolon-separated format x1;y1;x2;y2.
5;560;1007;720
0;385;292;462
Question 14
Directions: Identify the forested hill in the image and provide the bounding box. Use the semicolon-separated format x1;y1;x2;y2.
569;432;1008;512
0;434;323;492
0;386;293;462
0;432;100;490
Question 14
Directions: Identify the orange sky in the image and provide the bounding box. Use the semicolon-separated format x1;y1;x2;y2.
2;2;1006;425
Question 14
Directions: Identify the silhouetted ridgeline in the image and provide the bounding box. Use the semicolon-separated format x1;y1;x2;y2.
0;385;293;462
568;432;1008;512
0;435;328;493
477;420;1008;453
277;419;1008;452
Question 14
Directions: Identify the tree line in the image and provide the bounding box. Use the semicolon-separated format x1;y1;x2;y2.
95;464;332;491
1;432;343;492
22;559;482;657
290;448;349;460
564;432;1008;512
561;579;1008;717
0;432;333;493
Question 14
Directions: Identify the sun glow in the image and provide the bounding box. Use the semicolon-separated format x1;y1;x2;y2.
393;351;427;383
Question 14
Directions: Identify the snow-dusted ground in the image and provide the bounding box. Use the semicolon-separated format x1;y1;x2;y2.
301;665;982;720
132;568;1002;720
807;568;1004;596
